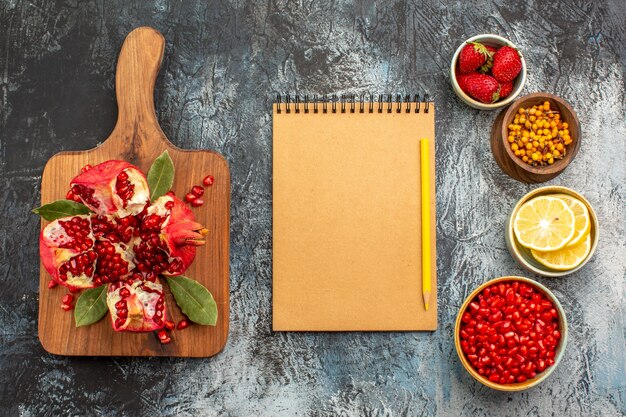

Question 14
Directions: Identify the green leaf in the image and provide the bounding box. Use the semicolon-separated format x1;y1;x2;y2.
74;285;109;327
32;200;91;221
165;276;218;325
147;150;175;201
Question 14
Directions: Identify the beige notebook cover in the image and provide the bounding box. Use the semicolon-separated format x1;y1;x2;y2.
272;99;436;331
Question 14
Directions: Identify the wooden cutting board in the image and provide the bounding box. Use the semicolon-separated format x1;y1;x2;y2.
37;27;230;357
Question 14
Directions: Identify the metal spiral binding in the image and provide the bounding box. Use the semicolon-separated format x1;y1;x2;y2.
276;93;431;114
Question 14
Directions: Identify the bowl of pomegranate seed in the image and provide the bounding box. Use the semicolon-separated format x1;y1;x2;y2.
450;34;527;110
454;276;567;391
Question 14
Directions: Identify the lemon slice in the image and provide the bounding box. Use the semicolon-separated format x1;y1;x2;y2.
550;194;591;247
513;196;575;251
531;234;591;270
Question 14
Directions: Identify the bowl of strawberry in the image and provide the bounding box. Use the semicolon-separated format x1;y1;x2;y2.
451;34;526;110
454;276;567;391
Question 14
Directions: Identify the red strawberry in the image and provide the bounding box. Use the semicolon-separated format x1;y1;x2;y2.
464;74;501;104
492;46;522;82
458;42;492;73
499;81;514;99
478;45;498;73
456;72;476;93
485;45;497;54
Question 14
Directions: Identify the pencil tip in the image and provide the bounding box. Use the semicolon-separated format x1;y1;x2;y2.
425;303;429;311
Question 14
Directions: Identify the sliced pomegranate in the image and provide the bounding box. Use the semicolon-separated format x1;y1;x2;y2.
40;214;136;289
107;279;166;332
39;157;210;337
132;195;207;278
70;160;149;217
40;215;98;289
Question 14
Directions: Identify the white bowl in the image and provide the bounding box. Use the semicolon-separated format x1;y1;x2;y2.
450;34;527;110
505;186;599;277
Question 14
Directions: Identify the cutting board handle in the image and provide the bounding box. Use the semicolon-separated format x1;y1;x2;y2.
111;27;166;148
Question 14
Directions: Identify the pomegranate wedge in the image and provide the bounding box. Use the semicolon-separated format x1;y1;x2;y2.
40;215;136;289
70;160;150;217
107;279;166;332
40;215;98;289
132;195;207;279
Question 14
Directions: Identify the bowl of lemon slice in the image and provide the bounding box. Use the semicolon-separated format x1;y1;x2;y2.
506;186;599;277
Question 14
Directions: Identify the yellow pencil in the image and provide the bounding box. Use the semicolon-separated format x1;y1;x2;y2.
420;138;431;311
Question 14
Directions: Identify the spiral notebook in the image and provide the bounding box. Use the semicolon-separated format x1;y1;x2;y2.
273;94;437;331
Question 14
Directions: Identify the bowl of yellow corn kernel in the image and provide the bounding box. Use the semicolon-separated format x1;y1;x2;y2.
490;92;580;183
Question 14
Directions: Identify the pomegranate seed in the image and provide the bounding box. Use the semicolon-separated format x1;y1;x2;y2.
203;175;214;186
157;330;169;341
191;198;204;207
191;185;204;197
166;190;175;197
165;201;175;210
184;193;196;203
177;319;189;330
48;280;58;289
69;286;80;293
164;320;175;330
61;303;74;311
62;294;74;304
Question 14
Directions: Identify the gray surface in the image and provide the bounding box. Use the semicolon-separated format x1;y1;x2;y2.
1;0;624;416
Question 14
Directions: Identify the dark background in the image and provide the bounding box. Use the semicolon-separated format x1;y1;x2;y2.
1;0;624;416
